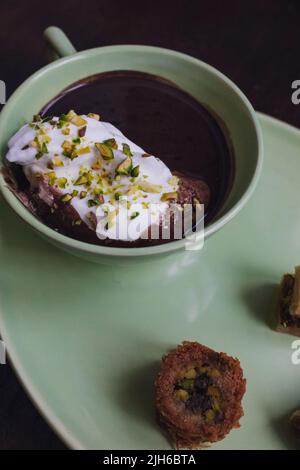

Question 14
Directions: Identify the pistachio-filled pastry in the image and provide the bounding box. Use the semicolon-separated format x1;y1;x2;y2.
4;111;210;248
275;266;300;336
155;341;246;449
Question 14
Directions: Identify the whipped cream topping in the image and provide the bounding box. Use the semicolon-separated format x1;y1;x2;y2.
6;112;179;241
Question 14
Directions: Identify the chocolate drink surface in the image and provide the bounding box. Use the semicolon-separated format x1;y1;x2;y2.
41;71;234;224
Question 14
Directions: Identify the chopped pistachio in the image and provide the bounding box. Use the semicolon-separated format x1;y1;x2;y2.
174;389;189;401
103;138;118;149
115;175;121;182
62;127;70;135
87;199;101;207
41;142;49;154
93;186;103;196
205;409;215;423
212;397;221;412
78;146;91;155
33;114;42;122
142;201;149;209
95;143;114;160
78;126;87;137
122;143;133;157
62;140;73;156
131;165;140;178
57;113;68;128
66;110;87;127
87;113;100;120
130;211;140;220
80;191;87;199
72;189;79;197
74;219;82;226
161;191;178;202
53;157;64;167
58;177;67;189
61;194;72;203
74;175;88;185
184;368;197;379
114;191;122;201
115;155;133;176
138;181;162;193
207;386;221;399
126;183;138;196
179;378;194;390
72;137;81;144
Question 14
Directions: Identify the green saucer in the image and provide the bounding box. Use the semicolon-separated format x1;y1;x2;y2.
0;113;299;449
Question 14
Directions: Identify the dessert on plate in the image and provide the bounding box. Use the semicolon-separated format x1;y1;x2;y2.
4;111;210;247
155;341;246;449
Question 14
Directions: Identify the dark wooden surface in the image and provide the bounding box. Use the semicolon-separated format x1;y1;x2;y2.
0;0;299;450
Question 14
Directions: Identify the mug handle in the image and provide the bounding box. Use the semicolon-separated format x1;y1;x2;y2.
44;26;77;59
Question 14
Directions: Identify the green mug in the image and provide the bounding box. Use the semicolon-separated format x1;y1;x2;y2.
0;26;263;264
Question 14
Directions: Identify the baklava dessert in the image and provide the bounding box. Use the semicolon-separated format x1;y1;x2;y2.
275;266;300;336
155;341;246;449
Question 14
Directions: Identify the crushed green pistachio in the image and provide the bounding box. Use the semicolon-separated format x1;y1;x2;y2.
161;192;178;202
61;194;72;203
184;368;197;379
174;389;189;401
62;127;70;135
126;183;138;196
52;157;64;167
78;146;91;155
87;199;101;207
115;155;133;176
131;165;140;178
74;175;89;186
88;113;100;120
114;192;122;201
95;143;114;160
58;177;67;189
130;211;140;220
122;143;133;157
138;181;162;193
103;138;118;149
66;110;87;127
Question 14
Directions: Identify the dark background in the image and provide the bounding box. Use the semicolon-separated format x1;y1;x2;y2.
0;0;299;450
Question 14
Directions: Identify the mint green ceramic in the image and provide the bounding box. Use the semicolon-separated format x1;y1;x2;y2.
0;114;298;449
0;27;262;264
